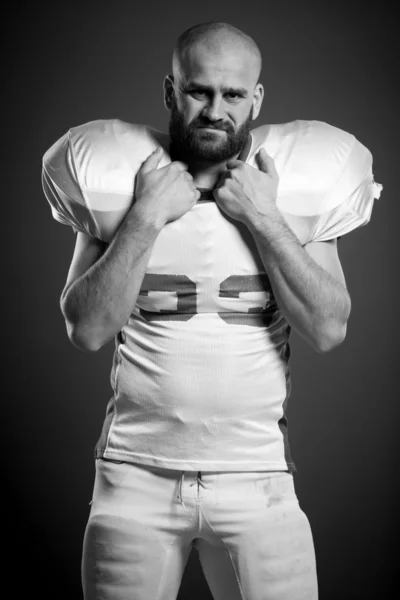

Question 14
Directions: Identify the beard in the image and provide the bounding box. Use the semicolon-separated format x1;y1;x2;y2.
169;100;253;163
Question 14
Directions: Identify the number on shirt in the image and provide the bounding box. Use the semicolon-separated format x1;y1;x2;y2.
138;273;276;327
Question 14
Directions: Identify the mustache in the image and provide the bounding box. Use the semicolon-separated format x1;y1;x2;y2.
191;119;233;132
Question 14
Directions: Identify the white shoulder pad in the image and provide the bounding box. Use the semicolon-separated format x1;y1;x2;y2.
42;119;171;242
248;120;382;242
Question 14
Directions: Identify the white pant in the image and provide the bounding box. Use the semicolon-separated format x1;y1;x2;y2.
82;458;318;599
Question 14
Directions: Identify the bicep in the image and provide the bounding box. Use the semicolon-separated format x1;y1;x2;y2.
303;238;348;290
61;232;108;302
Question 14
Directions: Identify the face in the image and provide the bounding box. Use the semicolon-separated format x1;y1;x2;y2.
168;99;254;162
165;42;263;162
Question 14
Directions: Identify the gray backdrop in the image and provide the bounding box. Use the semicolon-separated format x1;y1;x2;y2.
6;1;398;598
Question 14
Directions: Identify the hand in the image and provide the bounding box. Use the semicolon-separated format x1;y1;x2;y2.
213;148;279;225
133;147;200;228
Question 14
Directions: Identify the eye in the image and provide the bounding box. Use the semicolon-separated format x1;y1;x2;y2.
225;92;242;102
189;89;207;99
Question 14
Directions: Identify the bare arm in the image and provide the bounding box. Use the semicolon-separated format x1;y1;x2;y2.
61;211;162;352
61;147;199;352
213;150;351;353
245;213;351;353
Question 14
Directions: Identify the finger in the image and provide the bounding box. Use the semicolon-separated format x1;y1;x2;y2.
226;159;244;170
214;171;228;188
183;170;194;182
171;161;189;172
140;147;163;174
256;148;278;178
214;176;225;189
213;187;224;200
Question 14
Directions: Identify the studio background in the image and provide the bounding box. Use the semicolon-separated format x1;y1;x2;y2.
6;2;397;599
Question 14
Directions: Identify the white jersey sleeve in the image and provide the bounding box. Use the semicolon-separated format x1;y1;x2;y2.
41;119;170;242
306;128;382;242
248;120;382;244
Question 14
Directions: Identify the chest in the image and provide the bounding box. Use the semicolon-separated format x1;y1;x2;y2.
137;202;277;318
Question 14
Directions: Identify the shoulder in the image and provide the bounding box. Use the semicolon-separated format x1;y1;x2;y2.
44;119;169;165
249;119;356;160
42;119;171;242
68;119;168;164
43;119;171;194
248;119;372;216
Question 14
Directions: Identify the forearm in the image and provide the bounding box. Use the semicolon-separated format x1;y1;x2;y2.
62;207;162;351
245;209;351;352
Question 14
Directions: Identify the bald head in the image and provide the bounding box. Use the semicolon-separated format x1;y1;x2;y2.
165;22;264;165
172;22;262;86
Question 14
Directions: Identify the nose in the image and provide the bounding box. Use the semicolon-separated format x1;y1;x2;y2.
201;95;223;122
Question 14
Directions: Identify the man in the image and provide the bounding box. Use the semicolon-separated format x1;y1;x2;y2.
42;21;382;600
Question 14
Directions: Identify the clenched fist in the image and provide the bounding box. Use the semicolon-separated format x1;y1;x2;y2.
133;147;200;229
213;148;279;226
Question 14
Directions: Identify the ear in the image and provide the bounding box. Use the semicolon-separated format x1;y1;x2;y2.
251;83;264;121
163;74;175;111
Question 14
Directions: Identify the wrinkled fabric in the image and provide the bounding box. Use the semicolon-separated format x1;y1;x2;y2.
42;119;382;244
42;119;382;473
82;459;318;600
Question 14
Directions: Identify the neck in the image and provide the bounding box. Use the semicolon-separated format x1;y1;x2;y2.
188;158;237;190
